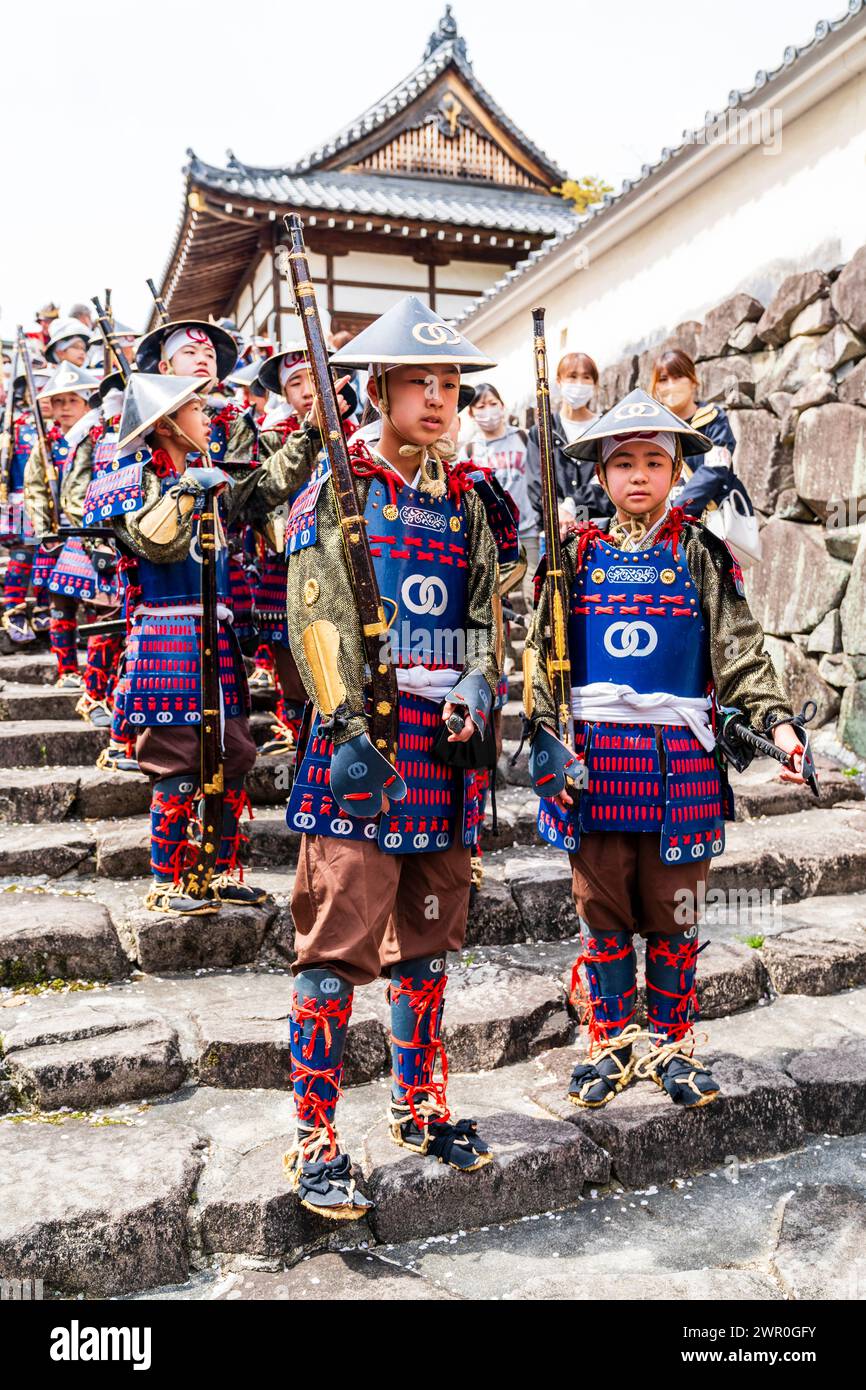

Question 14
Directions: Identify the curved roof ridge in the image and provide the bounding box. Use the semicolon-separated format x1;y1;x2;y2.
456;0;866;324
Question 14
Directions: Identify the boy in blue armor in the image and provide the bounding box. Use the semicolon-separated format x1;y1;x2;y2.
280;297;503;1219
107;373;320;915
524;389;806;1111
1;365;40;642
23;361;102;683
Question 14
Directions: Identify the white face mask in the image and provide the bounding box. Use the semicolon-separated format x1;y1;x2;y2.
656;379;694;411
560;382;593;408
474;406;506;430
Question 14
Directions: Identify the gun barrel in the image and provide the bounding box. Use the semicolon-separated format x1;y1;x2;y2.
16;327;59;532
531;306;572;747
278;213;399;764
91;297;129;383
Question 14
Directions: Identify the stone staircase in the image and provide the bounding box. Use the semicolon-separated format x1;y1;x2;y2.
0;643;865;1298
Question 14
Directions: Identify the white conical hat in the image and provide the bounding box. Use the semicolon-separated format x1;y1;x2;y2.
563;388;713;461
37;360;101;401
116;372;207;453
329;295;495;372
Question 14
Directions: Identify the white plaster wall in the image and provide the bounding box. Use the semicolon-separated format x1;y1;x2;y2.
472;67;866;408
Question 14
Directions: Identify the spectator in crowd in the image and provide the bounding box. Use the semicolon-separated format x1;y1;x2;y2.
465;381;536;571
527;351;614;541
650;349;741;518
35;303;60;346
68;303;94;332
44;318;89;367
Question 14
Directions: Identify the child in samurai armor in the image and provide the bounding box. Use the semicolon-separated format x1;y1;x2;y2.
1;364;40;643
107;372;319;915
135;316;259;647
23;361;102;685
279;297;502;1220
523;389;806;1110
56;370;129;731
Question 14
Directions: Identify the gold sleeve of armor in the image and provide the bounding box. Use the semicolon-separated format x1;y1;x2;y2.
301;620;347;715
522;646;537;719
492;590;504;671
137;485;197;545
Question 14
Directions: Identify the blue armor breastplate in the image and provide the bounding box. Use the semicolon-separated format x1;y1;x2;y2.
84;442;146;525
92;430;118;476
286;472;482;853
51;433;71;477
137;486;231;607
568;536;709;697
366;476;468;668
536;532;729;864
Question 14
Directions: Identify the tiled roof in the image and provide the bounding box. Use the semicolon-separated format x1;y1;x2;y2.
290;6;567;183
457;0;866;324
189;155;578;237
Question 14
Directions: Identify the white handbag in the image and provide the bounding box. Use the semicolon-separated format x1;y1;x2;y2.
705;483;763;567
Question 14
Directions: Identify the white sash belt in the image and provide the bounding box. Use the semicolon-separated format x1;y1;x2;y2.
395;665;461;704
134;602;234;624
570;681;715;752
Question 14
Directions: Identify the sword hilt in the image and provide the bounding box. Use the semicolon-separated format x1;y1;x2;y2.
724;703;820;800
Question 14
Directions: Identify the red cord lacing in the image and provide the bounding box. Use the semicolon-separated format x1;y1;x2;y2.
391;1038;451;1129
348;438;404;509
389;972;447;1044
293;994;353;1059
646;935;701;1041
150;447;179;480
653;505;700;551
290;1059;343;1161
151;790;197;883
569;935;638;1047
216;785;254;879
389;971;450;1126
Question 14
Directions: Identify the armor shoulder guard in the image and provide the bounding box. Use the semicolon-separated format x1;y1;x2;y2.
286;456;331;554
82;448;148;526
466;471;520;564
691;521;746;598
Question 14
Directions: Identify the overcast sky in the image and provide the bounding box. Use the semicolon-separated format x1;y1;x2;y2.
0;0;841;341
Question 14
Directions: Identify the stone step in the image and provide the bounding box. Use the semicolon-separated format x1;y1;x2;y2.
0;712;281;769
498;700;523;741
352;1134;866;1304
0;653;58;687
0;720;109;769
3;840;866;993
530;986;866;1189
0;892;130;988
4;890;865;1118
0;1114;204;1297
0;952;572;1113
0;745;857;834
0;758;288;825
0;684;81;721
4;986;865;1296
0;766;151;823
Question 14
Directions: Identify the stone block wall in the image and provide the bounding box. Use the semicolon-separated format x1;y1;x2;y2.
595;244;866;756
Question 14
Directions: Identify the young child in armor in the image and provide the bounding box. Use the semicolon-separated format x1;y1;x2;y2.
524;389;806;1110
